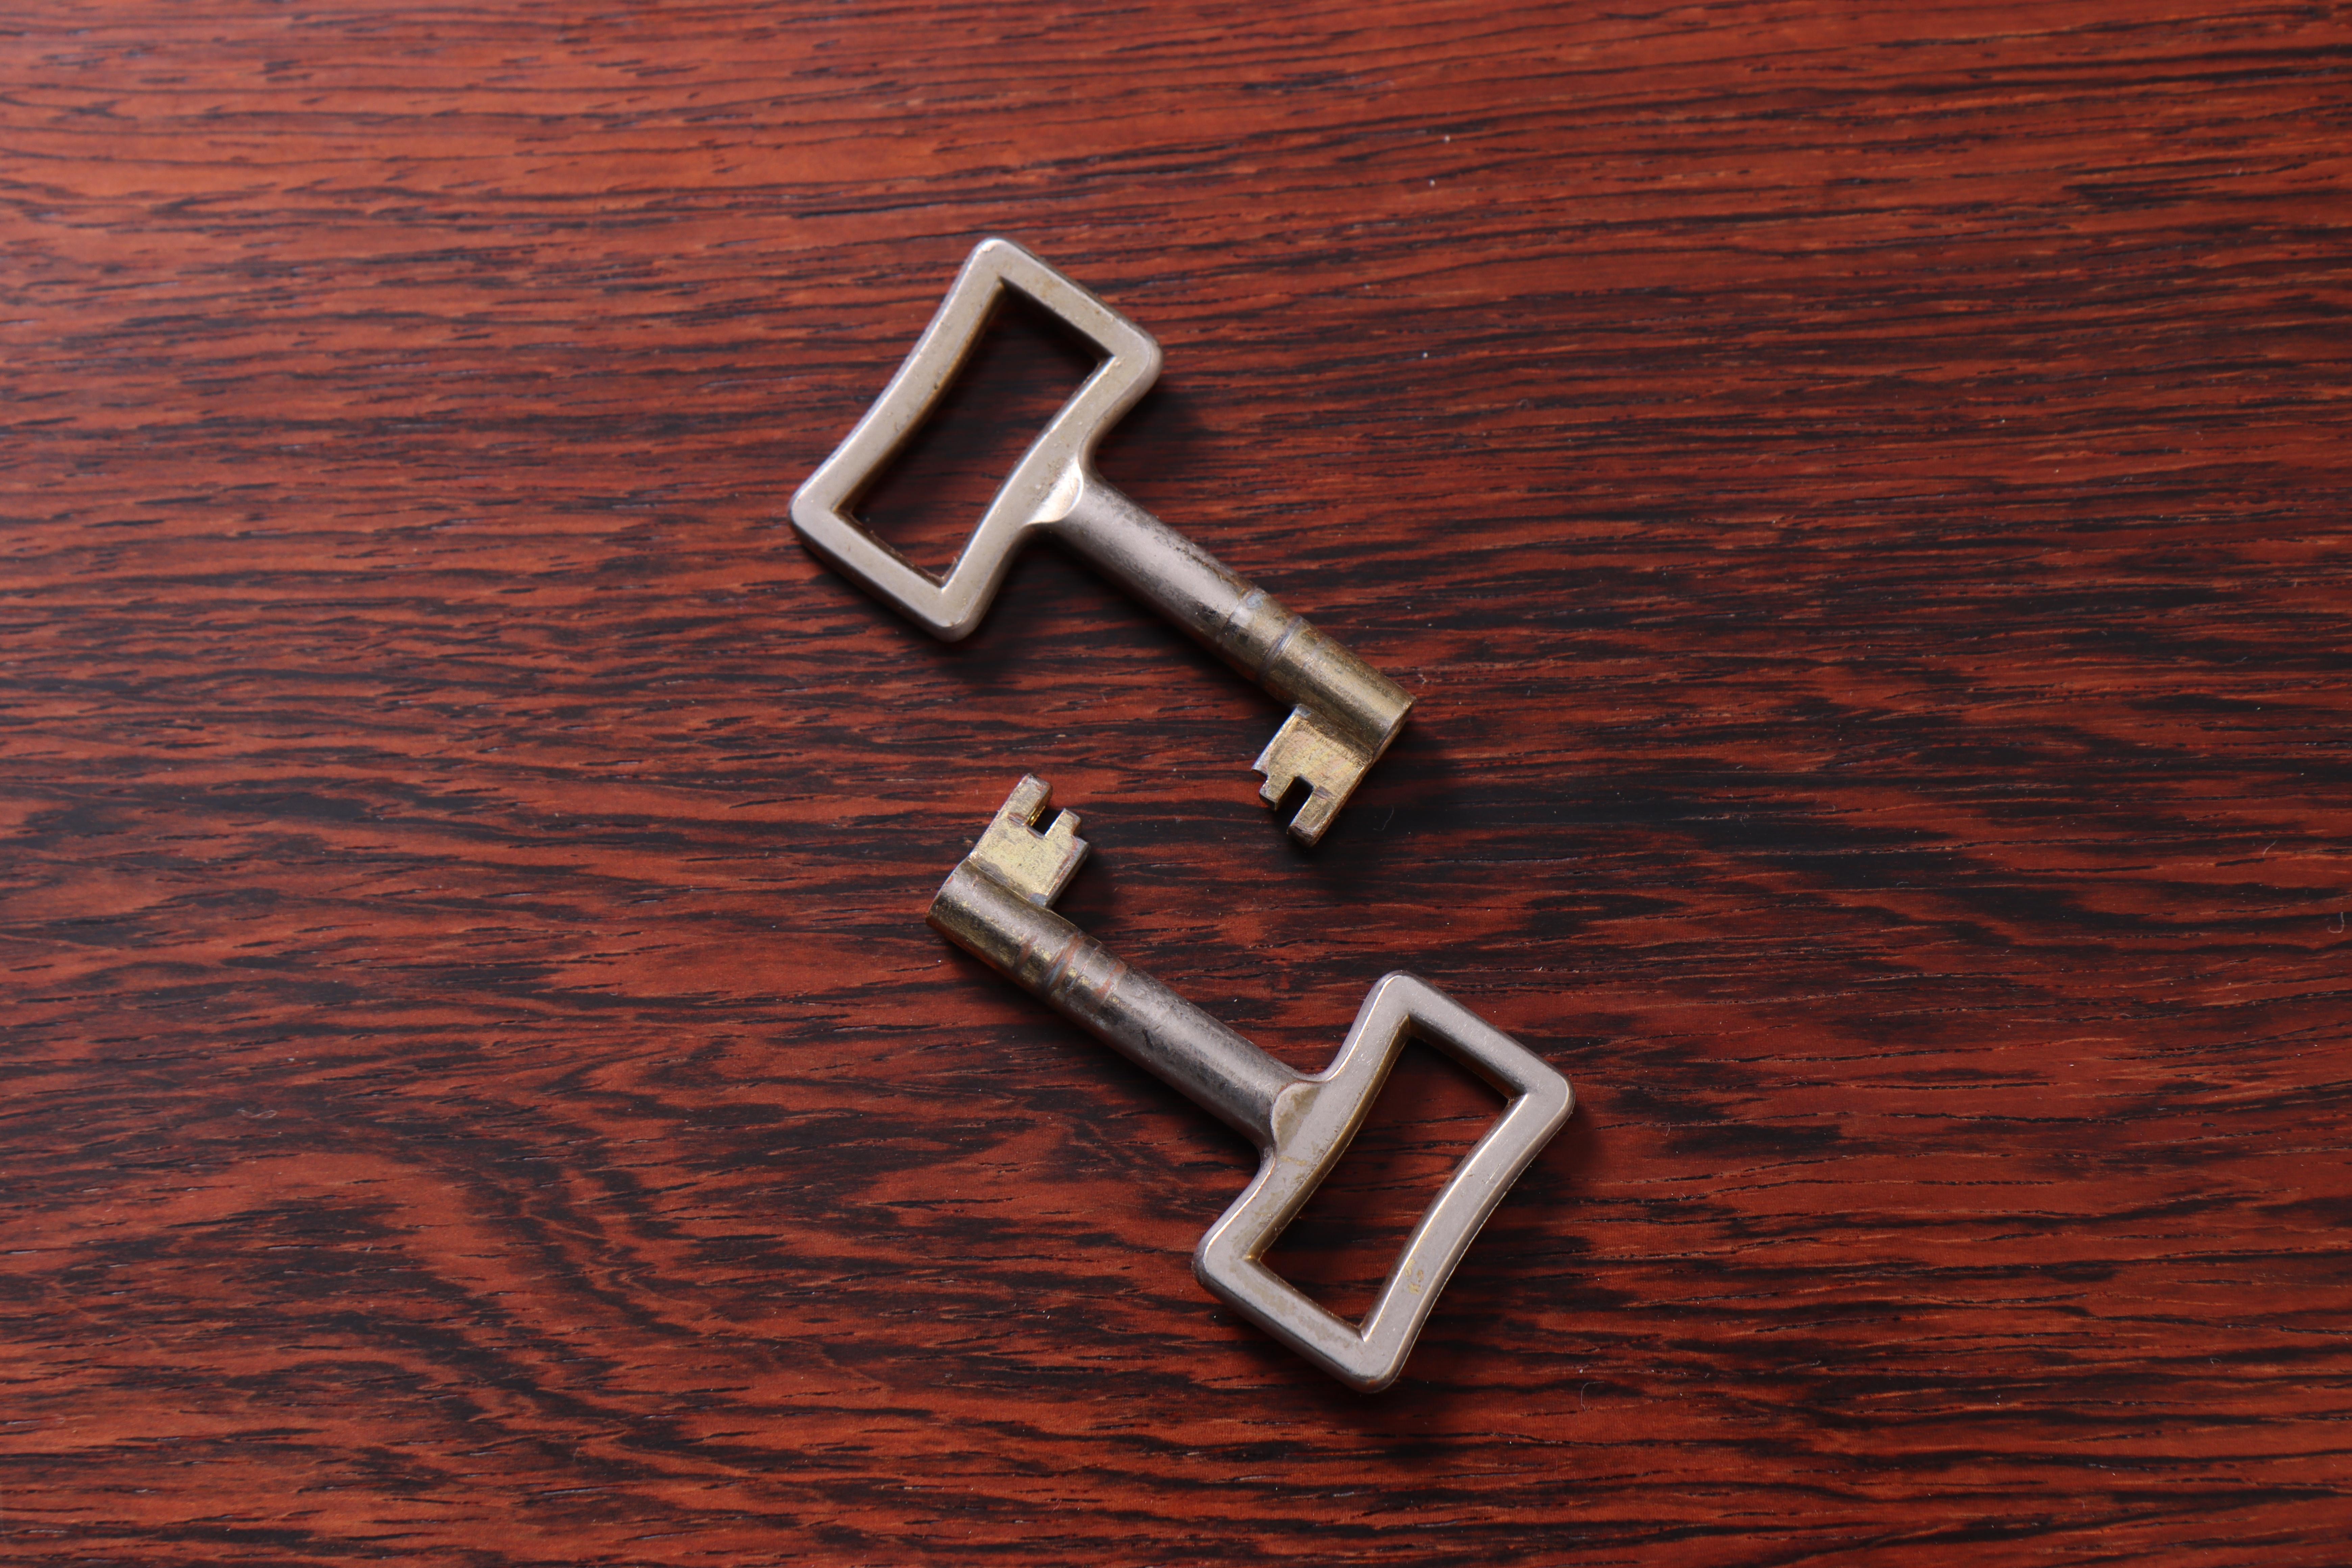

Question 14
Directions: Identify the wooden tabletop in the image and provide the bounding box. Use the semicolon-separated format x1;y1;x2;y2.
5;3;2348;1562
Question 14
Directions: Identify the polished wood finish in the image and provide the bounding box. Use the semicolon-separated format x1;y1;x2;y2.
4;3;2347;1562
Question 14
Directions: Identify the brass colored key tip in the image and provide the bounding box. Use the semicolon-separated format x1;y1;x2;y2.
1254;707;1374;847
969;774;1090;907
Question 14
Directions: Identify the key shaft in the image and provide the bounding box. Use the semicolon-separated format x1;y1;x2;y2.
931;857;1299;1141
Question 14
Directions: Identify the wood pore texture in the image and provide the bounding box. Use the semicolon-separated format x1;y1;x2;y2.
3;3;2348;1564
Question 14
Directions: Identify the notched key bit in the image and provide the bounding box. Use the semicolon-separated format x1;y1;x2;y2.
928;776;1576;1392
793;237;1415;845
970;774;1089;907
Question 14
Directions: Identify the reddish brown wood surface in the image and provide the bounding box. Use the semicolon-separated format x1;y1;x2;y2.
4;3;2349;1563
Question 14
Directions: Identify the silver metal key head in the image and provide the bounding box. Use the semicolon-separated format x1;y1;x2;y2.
791;238;1161;642
793;239;1415;846
1194;971;1574;1392
927;776;1575;1391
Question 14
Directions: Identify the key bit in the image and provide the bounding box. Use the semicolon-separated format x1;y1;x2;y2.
793;237;1414;846
970;774;1089;906
1255;708;1370;848
927;776;1575;1392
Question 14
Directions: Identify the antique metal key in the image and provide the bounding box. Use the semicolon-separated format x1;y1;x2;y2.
928;776;1575;1391
794;238;1414;846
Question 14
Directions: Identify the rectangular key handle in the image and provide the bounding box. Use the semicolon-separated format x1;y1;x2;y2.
794;239;1414;844
927;777;1575;1392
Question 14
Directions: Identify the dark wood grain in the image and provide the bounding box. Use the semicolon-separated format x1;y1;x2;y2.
4;2;2348;1562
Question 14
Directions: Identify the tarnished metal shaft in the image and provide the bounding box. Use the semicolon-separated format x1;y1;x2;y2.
929;860;1297;1141
1049;481;1414;758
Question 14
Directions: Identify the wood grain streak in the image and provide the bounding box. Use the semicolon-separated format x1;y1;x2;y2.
3;2;2348;1563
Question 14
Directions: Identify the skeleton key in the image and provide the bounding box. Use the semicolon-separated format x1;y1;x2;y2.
793;238;1415;846
927;776;1575;1391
